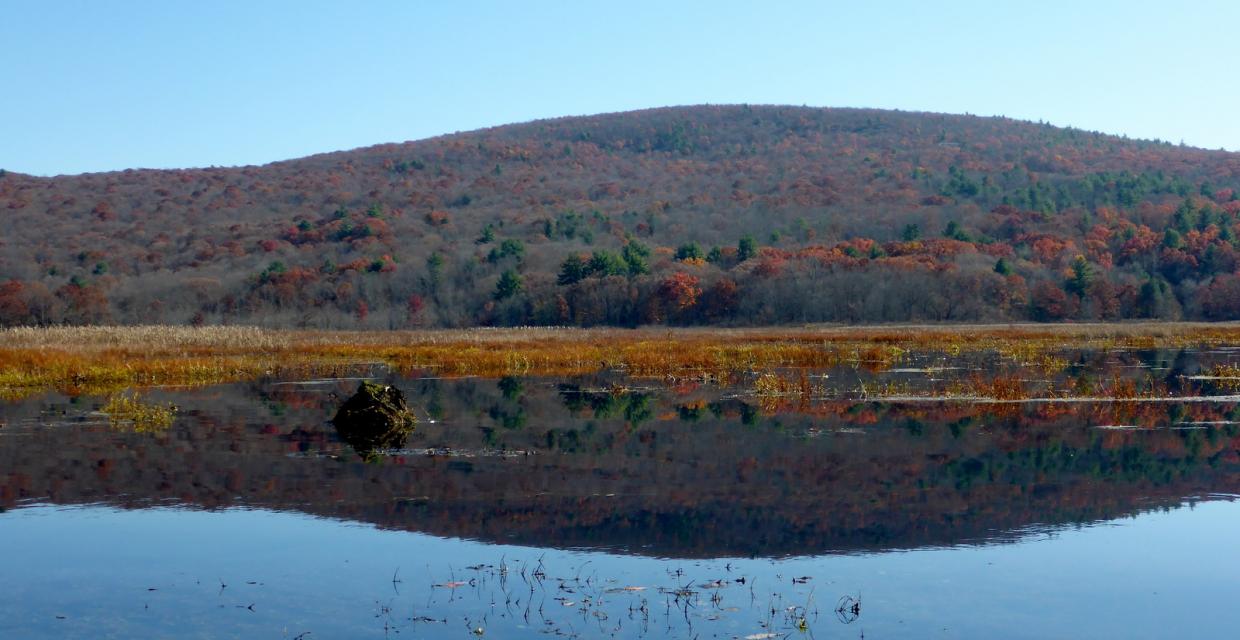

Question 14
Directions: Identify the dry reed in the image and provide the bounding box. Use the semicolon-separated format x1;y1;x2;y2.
2;322;1239;399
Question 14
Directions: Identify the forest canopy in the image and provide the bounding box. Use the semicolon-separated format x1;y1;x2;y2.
3;105;1240;327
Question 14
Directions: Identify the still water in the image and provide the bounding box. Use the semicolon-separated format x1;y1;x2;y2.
3;352;1240;638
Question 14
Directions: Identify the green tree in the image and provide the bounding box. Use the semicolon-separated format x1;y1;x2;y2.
675;242;703;261
589;250;627;277
1137;276;1181;318
1163;228;1183;249
1065;255;1094;297
476;224;495;244
1220;224;1235;244
737;235;757;261
427;253;444;287
994;257;1013;276
901;223;921;241
943;221;972;242
494;269;522;300
622;241;650;275
1172;198;1197;232
943;166;980;198
499;238;524;261
558;255;586;285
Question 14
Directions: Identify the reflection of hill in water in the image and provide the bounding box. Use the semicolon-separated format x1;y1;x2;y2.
2;375;1240;558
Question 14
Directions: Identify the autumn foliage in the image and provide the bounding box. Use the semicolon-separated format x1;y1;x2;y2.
3;105;1240;327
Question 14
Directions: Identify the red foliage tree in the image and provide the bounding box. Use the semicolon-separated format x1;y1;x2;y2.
1199;274;1240;320
56;282;111;324
1029;281;1075;321
407;294;425;324
658;272;701;315
701;278;740;320
0;280;29;325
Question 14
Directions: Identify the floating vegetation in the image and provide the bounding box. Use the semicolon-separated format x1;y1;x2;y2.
100;393;177;432
753;371;815;396
402;447;535;458
1187;365;1240;393
381;555;857;640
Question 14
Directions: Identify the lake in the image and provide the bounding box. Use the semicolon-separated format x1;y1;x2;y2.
3;345;1240;638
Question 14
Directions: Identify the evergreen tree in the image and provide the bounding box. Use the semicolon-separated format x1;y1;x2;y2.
1065;256;1094;297
737;235;758;261
494;270;522;300
557;255;586;285
622;241;651;275
1163;228;1183;249
675;242;703;261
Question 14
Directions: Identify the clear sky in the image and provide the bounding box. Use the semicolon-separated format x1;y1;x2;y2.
3;0;1238;176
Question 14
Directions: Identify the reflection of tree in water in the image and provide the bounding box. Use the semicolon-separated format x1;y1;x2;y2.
497;376;523;401
5;369;1240;557
558;384;653;425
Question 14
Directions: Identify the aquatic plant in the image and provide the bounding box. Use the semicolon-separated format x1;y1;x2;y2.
101;392;177;433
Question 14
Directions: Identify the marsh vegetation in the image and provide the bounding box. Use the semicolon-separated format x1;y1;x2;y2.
6;322;1240;400
4;325;1240;637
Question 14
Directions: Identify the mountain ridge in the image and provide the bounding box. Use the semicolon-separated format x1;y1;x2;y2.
2;104;1240;327
16;105;1229;178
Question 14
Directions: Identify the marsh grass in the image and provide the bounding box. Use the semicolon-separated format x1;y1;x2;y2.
3;322;1240;400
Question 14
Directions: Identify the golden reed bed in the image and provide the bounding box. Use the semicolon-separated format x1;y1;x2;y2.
3;323;1240;399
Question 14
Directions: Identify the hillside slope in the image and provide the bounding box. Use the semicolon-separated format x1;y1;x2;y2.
3;105;1240;327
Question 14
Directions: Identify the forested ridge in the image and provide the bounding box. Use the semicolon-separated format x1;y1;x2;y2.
4;104;1240;327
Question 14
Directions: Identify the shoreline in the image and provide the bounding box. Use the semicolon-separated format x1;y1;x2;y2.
4;322;1240;398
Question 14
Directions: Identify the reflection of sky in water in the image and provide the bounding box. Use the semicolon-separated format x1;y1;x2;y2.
4;350;1240;638
3;501;1238;639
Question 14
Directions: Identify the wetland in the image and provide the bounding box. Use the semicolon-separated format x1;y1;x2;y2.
3;325;1240;637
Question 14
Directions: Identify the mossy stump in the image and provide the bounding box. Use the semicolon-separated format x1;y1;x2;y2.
332;381;416;456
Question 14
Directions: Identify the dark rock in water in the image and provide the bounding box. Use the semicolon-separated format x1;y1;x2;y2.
332;381;417;457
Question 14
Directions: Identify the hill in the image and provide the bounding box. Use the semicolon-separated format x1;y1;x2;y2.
3;105;1240;327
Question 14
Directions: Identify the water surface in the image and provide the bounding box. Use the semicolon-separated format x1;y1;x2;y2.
3;348;1240;637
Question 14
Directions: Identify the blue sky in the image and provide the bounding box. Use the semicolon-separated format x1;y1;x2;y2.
3;0;1238;176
